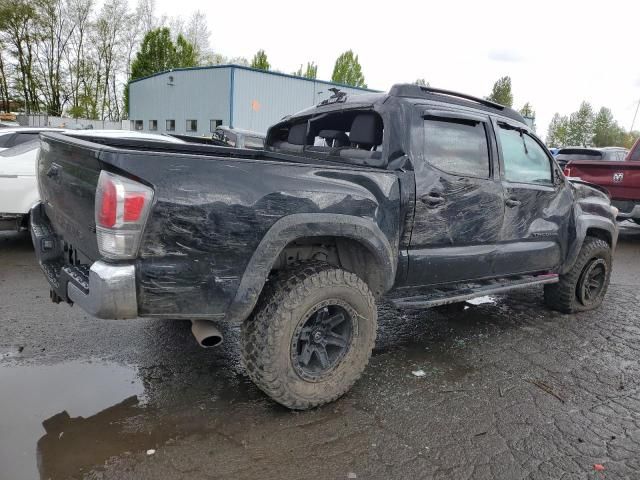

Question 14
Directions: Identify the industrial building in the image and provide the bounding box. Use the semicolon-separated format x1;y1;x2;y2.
128;65;375;135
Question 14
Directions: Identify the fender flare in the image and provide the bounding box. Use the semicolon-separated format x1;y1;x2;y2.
561;214;618;274
226;213;396;323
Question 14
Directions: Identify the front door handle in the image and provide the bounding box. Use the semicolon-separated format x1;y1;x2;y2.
505;197;521;208
420;192;445;208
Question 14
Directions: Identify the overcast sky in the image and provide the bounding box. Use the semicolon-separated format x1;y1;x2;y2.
150;0;640;138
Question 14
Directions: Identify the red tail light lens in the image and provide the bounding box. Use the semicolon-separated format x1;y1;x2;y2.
124;194;146;222
95;171;154;259
98;177;117;227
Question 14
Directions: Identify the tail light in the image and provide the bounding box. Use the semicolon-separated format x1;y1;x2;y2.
95;170;153;259
563;167;571;177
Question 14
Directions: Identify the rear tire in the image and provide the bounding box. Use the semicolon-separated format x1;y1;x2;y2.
241;262;377;410
544;237;611;313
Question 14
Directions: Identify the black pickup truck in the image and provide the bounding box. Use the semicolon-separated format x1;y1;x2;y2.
31;84;618;409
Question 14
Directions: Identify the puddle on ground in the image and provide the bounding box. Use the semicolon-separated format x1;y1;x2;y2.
0;360;144;480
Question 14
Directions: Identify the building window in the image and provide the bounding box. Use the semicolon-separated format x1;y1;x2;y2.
210;119;223;132
166;119;175;131
149;120;157;131
186;119;197;132
134;120;143;131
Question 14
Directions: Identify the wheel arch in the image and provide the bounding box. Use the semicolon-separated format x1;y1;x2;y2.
226;213;396;323
561;214;617;275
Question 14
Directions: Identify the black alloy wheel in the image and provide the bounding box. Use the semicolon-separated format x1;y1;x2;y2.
291;302;354;381
577;258;607;306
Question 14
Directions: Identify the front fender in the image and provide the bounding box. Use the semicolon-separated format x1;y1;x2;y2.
561;216;618;275
226;213;396;323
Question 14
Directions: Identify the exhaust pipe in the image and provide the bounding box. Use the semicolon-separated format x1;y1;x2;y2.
191;320;223;348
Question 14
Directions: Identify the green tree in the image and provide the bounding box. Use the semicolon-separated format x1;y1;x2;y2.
0;0;40;113
487;76;513;107
293;61;317;79
331;50;366;88
567;101;594;147
519;102;536;131
519;102;535;118
129;28;175;79
124;27;197;115
174;33;197;67
414;78;430;87
623;131;640;149
250;49;270;70
592;107;626;147
546;113;570;147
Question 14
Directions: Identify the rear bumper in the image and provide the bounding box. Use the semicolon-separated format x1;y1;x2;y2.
30;203;138;319
67;262;137;319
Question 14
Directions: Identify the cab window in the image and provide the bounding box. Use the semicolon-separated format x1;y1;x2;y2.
498;125;552;185
424;118;490;178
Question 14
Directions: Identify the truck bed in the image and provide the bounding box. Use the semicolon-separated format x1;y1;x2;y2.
34;132;402;319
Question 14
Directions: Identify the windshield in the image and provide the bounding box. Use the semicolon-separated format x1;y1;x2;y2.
0;139;39;157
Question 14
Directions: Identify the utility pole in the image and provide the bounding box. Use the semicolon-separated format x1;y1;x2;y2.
631;98;640;133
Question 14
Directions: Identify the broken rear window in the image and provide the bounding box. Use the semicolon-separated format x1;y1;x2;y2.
270;110;385;167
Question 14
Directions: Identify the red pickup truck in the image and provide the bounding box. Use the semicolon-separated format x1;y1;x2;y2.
563;140;640;222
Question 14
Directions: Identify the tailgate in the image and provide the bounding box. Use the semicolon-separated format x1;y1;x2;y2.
567;160;640;200
38;133;102;260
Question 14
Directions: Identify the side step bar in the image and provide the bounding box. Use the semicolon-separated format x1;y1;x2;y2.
390;274;559;309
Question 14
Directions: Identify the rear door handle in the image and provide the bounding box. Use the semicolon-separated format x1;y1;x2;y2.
46;164;60;178
505;197;521;208
420;192;445;208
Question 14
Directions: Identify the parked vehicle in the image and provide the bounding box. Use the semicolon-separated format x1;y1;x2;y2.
0;127;62;152
556;146;629;169
31;84;617;409
211;126;265;149
562;141;639;222
0;130;184;232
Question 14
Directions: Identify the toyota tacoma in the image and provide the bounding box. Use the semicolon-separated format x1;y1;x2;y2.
31;84;618;409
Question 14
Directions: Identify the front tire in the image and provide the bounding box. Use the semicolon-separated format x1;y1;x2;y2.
544;237;612;313
241;262;377;410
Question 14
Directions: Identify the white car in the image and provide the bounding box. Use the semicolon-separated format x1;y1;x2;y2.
0;127;63;152
0;130;184;232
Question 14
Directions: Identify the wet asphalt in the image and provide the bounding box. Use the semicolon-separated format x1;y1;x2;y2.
2;225;640;480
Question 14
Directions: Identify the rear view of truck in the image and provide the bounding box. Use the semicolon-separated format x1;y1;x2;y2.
32;135;155;318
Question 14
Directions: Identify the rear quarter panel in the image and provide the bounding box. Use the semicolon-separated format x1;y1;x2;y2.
112;152;402;318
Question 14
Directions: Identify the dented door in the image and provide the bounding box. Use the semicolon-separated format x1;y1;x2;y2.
406;110;505;285
494;122;568;274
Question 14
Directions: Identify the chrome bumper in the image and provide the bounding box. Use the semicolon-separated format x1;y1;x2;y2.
67;261;138;319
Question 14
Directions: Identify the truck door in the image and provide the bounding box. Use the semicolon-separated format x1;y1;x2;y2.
493;120;569;275
406;110;505;286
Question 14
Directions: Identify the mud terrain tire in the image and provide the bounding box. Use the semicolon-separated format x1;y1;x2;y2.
544;237;611;313
241;262;377;410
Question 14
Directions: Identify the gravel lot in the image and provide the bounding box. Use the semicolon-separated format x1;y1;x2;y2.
2;225;640;480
